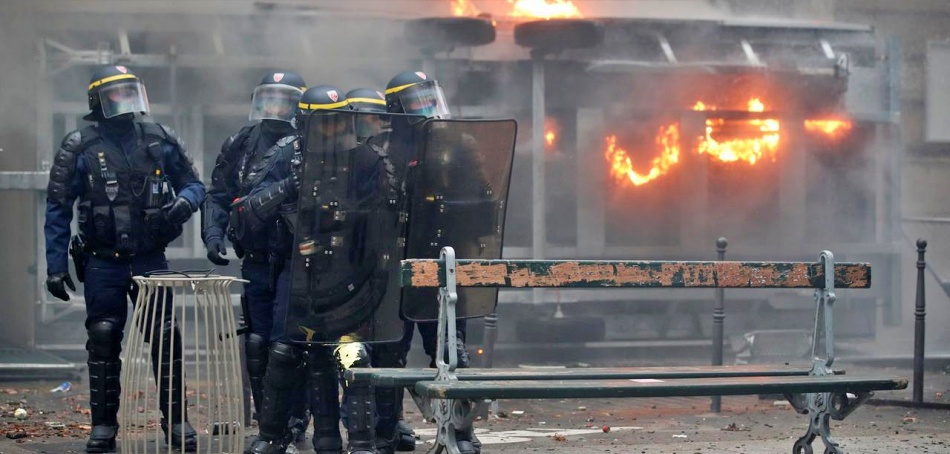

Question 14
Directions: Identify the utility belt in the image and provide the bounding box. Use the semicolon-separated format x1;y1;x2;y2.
69;234;163;281
242;249;270;264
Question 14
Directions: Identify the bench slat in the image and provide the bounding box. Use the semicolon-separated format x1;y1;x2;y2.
400;259;871;289
415;375;907;400
346;365;839;387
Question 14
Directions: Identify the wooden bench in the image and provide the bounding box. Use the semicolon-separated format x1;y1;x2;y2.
347;248;907;454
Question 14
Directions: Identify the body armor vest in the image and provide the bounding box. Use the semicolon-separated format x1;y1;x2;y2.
223;125;291;254
76;123;180;257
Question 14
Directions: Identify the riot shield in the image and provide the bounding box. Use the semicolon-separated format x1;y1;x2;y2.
284;111;418;343
402;119;518;321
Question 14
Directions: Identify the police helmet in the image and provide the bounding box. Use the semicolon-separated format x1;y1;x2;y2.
249;71;307;123
346;88;389;139
384;71;450;120
85;65;150;121
346;88;387;113
297;85;355;146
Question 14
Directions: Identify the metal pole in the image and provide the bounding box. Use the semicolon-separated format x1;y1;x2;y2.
913;238;927;405
481;312;499;418
531;51;546;303
711;237;728;413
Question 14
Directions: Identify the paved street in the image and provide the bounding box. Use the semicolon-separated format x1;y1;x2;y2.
2;364;949;453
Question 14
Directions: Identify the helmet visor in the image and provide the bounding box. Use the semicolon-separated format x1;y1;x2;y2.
396;81;450;119
98;80;149;118
249;84;304;123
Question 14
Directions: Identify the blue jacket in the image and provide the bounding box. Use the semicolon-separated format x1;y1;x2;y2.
44;122;205;275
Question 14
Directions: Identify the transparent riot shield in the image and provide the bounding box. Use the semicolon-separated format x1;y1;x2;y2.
284;111;418;343
401;119;518;321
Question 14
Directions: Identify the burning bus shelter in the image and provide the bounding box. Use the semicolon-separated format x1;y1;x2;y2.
410;0;901;356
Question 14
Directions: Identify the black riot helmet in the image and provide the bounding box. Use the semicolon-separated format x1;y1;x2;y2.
346;88;387;113
85;65;150;121
385;71;450;121
298;85;356;148
249;71;307;124
346;88;388;140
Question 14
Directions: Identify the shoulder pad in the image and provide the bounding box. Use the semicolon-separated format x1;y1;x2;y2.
157;123;184;147
225;125;255;154
60;130;83;151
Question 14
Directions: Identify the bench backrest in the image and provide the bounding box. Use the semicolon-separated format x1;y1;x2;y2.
403;248;869;378
400;259;871;289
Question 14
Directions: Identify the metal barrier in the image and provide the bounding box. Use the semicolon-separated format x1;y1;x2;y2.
119;274;245;454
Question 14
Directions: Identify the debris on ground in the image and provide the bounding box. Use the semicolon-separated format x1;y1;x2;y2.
722;422;751;432
552;433;566;442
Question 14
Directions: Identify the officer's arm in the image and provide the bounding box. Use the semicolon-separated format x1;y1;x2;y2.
44;131;83;275
202;136;237;242
160;127;206;211
231;148;295;232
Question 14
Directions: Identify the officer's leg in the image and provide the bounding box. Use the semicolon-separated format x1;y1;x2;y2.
131;254;197;452
370;338;408;454
82;258;128;453
245;341;307;454
334;342;375;454
419;319;471;369
307;346;343;453
241;261;274;421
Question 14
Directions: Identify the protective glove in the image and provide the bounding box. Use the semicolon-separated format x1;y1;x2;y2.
46;272;76;302
162;196;194;225
205;237;230;266
289;155;303;191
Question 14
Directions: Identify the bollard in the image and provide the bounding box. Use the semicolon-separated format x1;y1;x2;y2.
913;239;927;405
711;237;728;413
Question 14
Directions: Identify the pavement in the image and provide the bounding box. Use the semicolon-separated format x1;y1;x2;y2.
2;363;949;453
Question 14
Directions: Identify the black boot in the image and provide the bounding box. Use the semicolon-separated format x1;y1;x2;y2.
342;380;376;454
150;322;197;452
86;320;122;453
245;333;269;421
395;419;417;452
310;348;343;454
455;426;480;454
246;342;307;454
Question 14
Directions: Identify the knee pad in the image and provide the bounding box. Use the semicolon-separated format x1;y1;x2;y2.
86;320;123;360
266;342;305;389
371;342;406;368
245;333;269;375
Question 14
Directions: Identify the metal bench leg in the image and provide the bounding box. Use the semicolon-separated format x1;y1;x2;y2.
790;391;843;454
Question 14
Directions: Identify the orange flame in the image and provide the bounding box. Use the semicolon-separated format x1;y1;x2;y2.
605;98;783;187
804;119;853;139
545;131;556;147
452;0;481;16
451;0;581;19
605;124;681;187
694;98;780;165
509;0;582;19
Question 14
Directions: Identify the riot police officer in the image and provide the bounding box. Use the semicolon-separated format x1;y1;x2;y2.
236;86;380;454
44;65;205;453
201;71;310;439
377;70;477;454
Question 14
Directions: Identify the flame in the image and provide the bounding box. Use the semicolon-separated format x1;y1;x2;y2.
804;119;853;139
694;98;780;165
605;124;681;187
509;0;582;19
451;0;581;19
545;131;556;147
452;0;481;16
605;98;783;187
